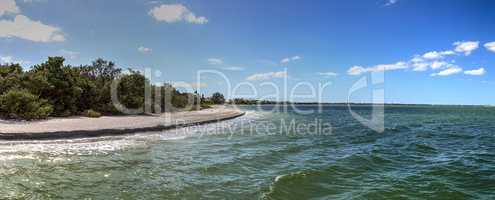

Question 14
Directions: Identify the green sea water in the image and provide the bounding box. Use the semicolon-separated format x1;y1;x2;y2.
1;105;494;199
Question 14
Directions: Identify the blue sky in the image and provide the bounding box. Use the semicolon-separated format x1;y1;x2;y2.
1;0;495;105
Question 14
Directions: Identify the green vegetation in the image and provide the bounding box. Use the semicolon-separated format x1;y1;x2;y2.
0;89;53;120
228;98;276;105
211;92;225;104
83;109;102;118
0;57;225;120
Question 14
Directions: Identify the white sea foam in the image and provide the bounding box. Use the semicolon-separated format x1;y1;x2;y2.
0;110;266;160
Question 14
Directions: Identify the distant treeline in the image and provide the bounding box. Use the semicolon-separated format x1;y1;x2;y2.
227;98;277;105
0;57;225;120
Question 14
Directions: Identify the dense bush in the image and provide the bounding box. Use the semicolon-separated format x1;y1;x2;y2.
0;57;223;120
211;92;226;104
84;109;102;118
117;70;147;110
0;89;53;120
0;64;23;94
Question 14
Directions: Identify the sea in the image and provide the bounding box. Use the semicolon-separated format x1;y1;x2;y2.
0;104;494;199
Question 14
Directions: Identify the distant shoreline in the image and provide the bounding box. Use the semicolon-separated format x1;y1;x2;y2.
0;106;245;140
230;102;494;107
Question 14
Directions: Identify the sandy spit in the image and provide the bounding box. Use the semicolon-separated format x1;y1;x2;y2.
0;106;245;140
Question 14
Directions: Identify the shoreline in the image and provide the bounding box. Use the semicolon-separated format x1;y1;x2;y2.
0;106;245;140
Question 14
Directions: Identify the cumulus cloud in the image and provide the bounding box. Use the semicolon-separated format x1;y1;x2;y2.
0;0;19;16
172;81;207;88
347;61;407;75
347;66;367;75
280;55;301;65
430;61;448;70
348;40;488;77
138;46;152;54
280;58;290;64
453;41;479;55
430;66;463;77
149;4;208;24
206;58;244;71
384;0;398;6
318;72;338;76
0;55;29;65
246;71;288;81
464;68;486;76
422;50;455;60
484;41;495;53
221;66;244;71
207;58;223;65
59;49;79;59
0;15;65;42
410;56;424;63
412;62;429;71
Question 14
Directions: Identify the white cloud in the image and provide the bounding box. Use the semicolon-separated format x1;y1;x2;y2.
0;15;65;42
280;57;290;64
221;66;244;71
410;55;423;63
347;66;367;75
280;55;302;65
453;41;479;55
318;72;338;76
246;71;288;81
384;0;398;6
423;51;441;59
464;68;486;76
422;50;455;60
149;4;208;24
59;49;79;59
374;61;408;71
347;61;408;75
22;0;44;3
484;41;495;53
206;58;244;70
412;62;429;71
207;58;223;65
430;61;448;70
0;0;19;16
347;40;486;77
172;81;207;88
430;66;462;77
1;56;13;63
138;46;152;54
0;55;29;65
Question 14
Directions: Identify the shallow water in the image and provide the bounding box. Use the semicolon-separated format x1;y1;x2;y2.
1;105;494;199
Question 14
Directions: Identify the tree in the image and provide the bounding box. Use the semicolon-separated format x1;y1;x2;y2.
211;92;225;104
0;89;53;120
0;63;23;94
29;57;81;116
117;70;147;110
0;56;207;120
88;58;122;113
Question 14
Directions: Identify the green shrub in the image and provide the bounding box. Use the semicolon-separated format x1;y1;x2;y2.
0;89;53;120
211;92;225;104
200;103;212;109
117;70;146;109
84;109;102;118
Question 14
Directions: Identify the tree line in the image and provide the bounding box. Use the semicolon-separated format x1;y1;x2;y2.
0;57;225;120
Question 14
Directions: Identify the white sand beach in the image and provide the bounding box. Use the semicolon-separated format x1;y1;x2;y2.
0;106;244;140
